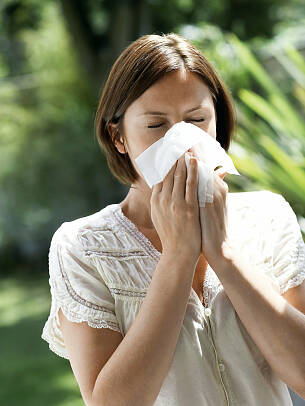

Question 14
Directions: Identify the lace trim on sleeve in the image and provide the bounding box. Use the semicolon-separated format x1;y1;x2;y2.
279;234;305;295
52;242;121;329
41;234;122;360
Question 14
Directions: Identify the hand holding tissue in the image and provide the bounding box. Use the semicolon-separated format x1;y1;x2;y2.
135;121;241;207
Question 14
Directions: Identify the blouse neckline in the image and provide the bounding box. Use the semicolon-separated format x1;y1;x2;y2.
114;203;162;261
111;202;213;310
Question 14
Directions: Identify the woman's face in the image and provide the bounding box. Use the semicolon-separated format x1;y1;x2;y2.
112;68;217;182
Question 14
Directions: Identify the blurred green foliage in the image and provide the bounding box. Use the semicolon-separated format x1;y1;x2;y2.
0;271;84;405
1;1;305;405
0;0;304;270
181;23;305;237
0;3;124;271
231;36;305;205
230;37;305;239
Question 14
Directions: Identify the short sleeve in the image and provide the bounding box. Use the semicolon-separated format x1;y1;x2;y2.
41;222;121;360
270;193;305;295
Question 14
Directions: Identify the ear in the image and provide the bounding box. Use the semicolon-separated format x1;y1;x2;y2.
107;122;126;154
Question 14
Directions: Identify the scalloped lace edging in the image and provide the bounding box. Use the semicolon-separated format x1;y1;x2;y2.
276;224;305;295
58;304;121;331
51;274;119;325
41;304;122;359
41;332;69;360
280;271;305;295
49;242;120;326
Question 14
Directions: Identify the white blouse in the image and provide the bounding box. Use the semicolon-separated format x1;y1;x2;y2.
41;190;305;405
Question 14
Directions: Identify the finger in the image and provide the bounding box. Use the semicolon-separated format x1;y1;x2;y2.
214;167;227;179
151;181;162;195
161;159;178;196
185;155;198;204
213;170;229;198
172;153;187;201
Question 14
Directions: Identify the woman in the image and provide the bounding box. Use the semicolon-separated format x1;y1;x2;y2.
41;33;305;405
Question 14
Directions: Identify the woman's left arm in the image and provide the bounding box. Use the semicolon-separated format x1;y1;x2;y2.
200;168;305;398
214;236;305;399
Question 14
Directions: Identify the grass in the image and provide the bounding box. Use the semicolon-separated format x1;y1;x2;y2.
0;270;84;406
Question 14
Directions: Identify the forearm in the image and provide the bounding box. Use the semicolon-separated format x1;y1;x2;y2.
92;251;198;406
215;245;305;396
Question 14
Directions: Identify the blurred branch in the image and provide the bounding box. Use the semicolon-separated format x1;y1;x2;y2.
59;0;104;92
58;0;151;98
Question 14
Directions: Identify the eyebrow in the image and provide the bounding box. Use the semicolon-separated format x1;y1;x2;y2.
140;105;204;116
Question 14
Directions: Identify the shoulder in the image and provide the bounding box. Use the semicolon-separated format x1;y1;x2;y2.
227;190;302;243
51;203;123;253
227;189;279;205
227;190;288;216
226;190;293;246
227;189;279;214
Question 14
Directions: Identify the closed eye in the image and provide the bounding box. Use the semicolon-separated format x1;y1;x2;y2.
148;119;205;129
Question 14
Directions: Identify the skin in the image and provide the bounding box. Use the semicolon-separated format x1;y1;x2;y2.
113;70;305;396
57;68;305;406
108;67;221;304
108;68;217;231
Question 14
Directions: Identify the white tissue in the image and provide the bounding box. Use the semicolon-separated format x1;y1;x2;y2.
135;121;240;207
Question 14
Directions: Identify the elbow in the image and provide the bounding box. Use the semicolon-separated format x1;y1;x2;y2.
85;395;104;406
296;361;305;399
297;369;305;400
89;389;106;406
90;387;154;406
272;358;305;400
90;385;120;406
293;386;305;401
81;386;106;406
289;365;305;401
82;393;99;406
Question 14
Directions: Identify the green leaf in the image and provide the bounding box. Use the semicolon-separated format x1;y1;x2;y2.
239;90;287;134
259;134;305;199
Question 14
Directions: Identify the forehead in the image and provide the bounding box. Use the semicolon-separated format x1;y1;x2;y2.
128;70;214;114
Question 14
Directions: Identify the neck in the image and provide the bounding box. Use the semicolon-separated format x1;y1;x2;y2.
120;183;155;229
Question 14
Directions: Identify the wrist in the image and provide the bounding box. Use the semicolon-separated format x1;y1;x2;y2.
220;240;236;262
203;240;236;272
162;248;199;268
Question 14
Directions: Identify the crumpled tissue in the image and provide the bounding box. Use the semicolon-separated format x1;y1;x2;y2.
135;121;241;207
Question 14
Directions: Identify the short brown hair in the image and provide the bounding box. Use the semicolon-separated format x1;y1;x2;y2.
95;32;236;186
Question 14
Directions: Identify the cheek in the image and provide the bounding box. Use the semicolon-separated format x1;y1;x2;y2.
125;129;151;156
129;140;155;164
204;119;217;139
136;132;164;155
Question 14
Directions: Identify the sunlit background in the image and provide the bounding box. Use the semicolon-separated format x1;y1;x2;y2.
0;0;305;404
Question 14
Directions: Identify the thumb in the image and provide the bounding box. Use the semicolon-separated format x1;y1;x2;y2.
214;167;227;179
